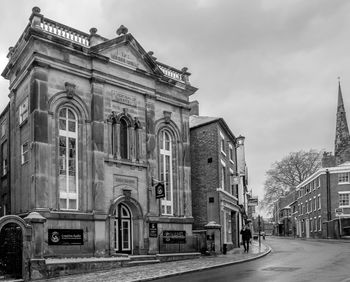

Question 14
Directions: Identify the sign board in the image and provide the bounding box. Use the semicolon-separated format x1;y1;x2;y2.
149;223;158;238
48;229;84;245
335;208;344;217
155;182;165;199
162;230;186;244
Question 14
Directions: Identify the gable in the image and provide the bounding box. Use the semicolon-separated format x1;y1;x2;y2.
100;43;151;72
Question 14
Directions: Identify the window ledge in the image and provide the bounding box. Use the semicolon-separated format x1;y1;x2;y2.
338;182;350;185
105;157;148;168
19;118;28;128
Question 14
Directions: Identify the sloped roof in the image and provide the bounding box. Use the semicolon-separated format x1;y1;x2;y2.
189;115;220;129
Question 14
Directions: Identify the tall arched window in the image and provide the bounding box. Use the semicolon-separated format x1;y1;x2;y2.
120;118;128;159
58;107;78;210
159;129;173;215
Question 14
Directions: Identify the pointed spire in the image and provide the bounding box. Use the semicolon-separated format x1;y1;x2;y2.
335;78;350;164
338;77;344;109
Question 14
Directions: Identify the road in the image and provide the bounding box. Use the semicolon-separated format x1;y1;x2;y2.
155;237;350;282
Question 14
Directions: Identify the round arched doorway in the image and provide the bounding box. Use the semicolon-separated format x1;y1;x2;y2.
0;222;23;279
113;203;132;254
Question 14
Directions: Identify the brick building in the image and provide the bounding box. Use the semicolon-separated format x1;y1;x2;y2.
296;162;350;238
272;191;297;236
0;7;197;257
189;111;245;250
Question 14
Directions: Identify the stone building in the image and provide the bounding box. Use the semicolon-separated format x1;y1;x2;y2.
189;109;244;251
0;7;197;257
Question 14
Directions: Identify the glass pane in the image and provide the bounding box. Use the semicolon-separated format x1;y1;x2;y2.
68;176;76;192
59;137;66;149
120;119;128;159
59;119;66;130
166;205;171;214
161;205;165;214
69;199;77;210
122;221;129;249
122;206;128;217
68;121;76;132
60;198;67;209
59;157;66;174
160;132;164;150
68;159;75;176
59;176;66;192
59;108;66;118
68;109;75;120
165;132;170;150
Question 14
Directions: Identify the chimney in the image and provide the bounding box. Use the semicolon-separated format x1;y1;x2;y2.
189;100;199;116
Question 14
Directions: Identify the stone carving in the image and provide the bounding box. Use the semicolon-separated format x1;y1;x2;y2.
163;111;172;124
116;25;128;36
64;82;76;99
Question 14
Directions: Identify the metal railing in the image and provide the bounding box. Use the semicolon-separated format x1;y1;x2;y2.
158;235;201;254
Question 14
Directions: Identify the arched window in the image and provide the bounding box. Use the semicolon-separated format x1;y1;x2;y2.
159;129;173;215
120;118;128;159
58;107;78;210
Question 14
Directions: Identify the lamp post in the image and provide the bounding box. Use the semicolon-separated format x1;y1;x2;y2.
258;215;261;248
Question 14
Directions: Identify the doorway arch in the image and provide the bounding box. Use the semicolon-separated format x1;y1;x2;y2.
109;195;144;255
0;215;31;280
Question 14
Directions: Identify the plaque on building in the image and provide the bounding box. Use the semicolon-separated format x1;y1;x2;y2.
48;229;84;245
155;182;165;199
149;223;158;237
162;230;186;244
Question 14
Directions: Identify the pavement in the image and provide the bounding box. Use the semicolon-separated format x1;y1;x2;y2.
45;240;271;282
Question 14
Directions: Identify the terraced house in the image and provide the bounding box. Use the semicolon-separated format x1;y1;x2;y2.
0;5;198;264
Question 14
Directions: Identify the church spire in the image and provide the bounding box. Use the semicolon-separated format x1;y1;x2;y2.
335;78;350;164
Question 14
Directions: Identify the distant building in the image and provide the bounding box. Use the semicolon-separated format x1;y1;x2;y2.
189;110;243;250
295;82;350;239
272;191;297;236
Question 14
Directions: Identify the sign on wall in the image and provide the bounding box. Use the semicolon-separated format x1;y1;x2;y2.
149;223;158;237
48;229;84;245
155;183;165;199
162;230;186;244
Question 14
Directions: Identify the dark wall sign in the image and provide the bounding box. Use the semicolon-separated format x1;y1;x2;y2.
48;229;84;245
149;223;158;238
155;183;165;199
162;230;186;244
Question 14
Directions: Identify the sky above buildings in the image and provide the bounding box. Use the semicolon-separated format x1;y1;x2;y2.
1;0;349;215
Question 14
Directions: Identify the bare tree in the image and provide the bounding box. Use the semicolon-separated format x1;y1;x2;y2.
261;149;323;215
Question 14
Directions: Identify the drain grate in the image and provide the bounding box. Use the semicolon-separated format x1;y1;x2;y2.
262;266;300;272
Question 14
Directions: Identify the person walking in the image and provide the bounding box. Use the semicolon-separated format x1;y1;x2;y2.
240;224;252;253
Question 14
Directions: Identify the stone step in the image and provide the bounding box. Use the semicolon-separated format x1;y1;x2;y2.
126;259;160;266
129;255;157;261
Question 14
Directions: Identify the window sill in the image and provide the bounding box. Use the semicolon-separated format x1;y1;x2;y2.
105;157;148;168
19;118;28;128
338;182;350;185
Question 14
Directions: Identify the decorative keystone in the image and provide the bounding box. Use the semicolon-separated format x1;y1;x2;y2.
116;25;128;36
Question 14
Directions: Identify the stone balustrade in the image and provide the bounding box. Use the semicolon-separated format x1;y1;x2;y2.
158;64;188;83
40;18;90;47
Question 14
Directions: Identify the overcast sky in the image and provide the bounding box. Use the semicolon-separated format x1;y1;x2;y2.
1;0;349;214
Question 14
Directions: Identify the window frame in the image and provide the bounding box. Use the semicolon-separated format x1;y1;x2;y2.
338;191;350;208
159;129;174;216
19;97;29;124
58;107;79;211
338;172;350;184
21;141;29;165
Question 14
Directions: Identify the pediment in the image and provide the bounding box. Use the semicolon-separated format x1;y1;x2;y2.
101;43;151;72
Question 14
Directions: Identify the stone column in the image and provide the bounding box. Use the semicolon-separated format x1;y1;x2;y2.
204;221;222;254
24;212;47;280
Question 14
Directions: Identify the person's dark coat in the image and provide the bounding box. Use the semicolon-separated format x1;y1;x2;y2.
240;228;252;241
